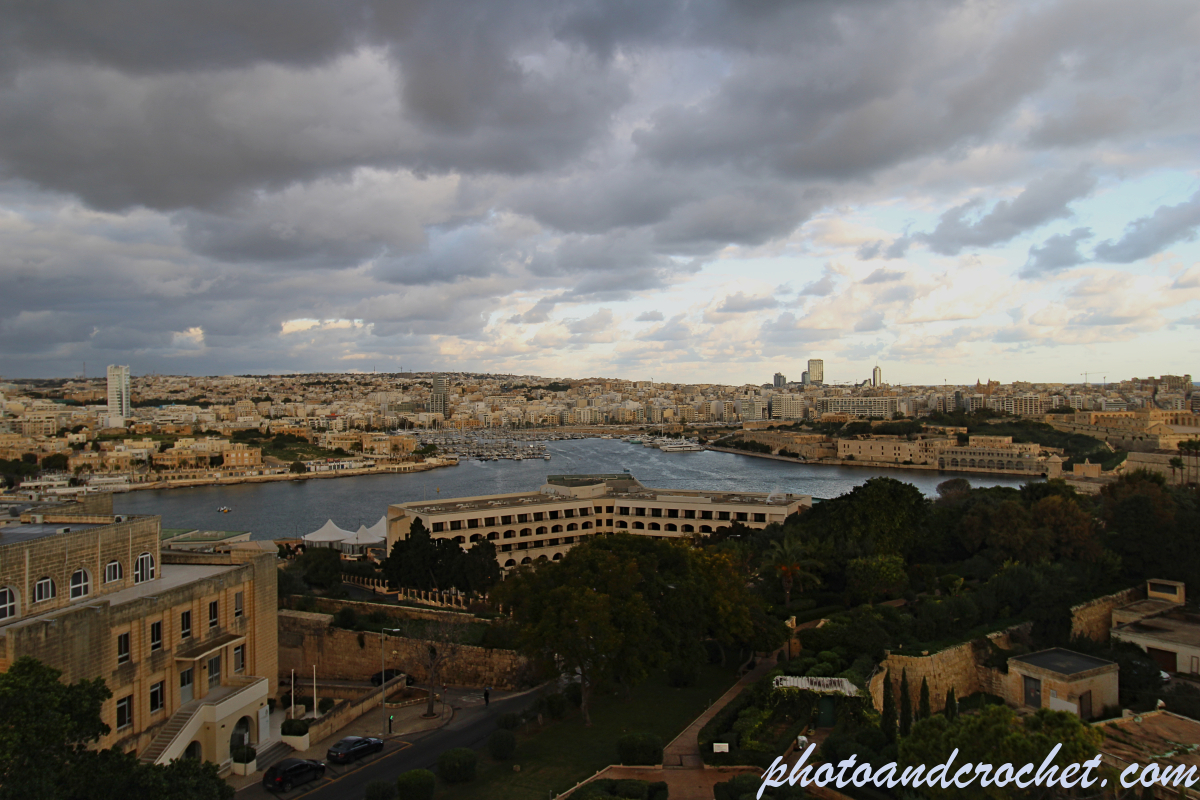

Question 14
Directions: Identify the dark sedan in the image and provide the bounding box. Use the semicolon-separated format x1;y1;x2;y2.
262;758;326;792
326;735;385;764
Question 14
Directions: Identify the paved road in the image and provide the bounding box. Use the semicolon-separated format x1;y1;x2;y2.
242;690;532;800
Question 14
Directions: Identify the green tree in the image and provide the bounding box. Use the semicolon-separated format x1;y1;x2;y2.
40;452;70;472
846;554;908;603
899;669;912;737
289;460;306;474
918;676;931;720
761;535;822;606
461;540;501;594
881;670;897;744
944;687;957;721
296;546;343;590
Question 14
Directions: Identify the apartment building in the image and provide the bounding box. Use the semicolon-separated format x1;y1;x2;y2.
386;474;811;571
0;499;277;770
935;435;1045;473
837;436;955;465
814;396;898;418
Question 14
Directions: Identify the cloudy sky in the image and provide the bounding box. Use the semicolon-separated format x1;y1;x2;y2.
2;0;1198;385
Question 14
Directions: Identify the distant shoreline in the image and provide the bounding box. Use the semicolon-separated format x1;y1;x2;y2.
703;445;1046;480
116;459;457;493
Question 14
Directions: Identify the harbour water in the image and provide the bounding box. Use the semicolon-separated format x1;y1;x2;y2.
114;438;1037;541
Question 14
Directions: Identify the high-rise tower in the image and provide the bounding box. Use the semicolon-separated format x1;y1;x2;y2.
872;365;882;387
106;365;131;422
807;359;824;385
429;374;449;415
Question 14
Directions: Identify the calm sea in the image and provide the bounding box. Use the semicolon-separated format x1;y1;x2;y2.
114;438;1035;541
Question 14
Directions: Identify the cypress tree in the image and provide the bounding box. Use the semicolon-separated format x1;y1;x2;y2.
881;670;897;744
944;687;957;721
918;677;931;721
899;669;912;737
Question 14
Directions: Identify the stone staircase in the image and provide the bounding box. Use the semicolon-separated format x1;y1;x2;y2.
138;701;201;764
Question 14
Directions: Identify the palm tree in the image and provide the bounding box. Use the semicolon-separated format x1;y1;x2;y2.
1170;456;1184;485
762;535;823;606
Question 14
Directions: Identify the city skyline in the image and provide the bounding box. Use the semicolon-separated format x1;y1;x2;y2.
0;1;1197;384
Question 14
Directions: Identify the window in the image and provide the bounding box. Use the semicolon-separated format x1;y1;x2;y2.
449;520;462;531
149;681;165;713
548;510;559;519
34;577;56;603
134;552;155;584
753;513;766;523
208;600;219;629
0;587;17;621
484;517;496;526
517;513;529;523
234;591;244;618
117;632;131;664
70;569;90;599
233;644;246;673
605;506;613;513
431;522;444;533
180;610;192;639
105;560;123;583
150;621;162;651
717;511;730;521
116;696;133;729
207;654;221;687
533;512;544;521
466;518;479;529
500;515;512;525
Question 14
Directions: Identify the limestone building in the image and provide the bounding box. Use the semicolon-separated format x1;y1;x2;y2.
0;497;277;771
386;473;811;571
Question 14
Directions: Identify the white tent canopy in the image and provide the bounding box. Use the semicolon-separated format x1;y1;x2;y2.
303;519;354;543
343;518;386;546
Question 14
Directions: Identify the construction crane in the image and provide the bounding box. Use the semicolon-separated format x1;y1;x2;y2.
1080;371;1108;387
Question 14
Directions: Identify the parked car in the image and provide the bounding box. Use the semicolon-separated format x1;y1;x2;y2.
326;735;385;764
262;758;326;792
370;669;414;686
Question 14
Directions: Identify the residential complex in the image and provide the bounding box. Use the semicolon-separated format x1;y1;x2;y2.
385;473;811;571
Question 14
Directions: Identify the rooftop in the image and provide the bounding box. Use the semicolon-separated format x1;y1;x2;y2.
0;521;106;546
162;529;251;543
1010;648;1116;676
1100;711;1200;770
1114;613;1200;649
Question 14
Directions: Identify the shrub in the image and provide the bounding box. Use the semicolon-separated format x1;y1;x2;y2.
647;781;668;800
231;744;256;763
488;729;516;760
564;681;583;708
714;773;801;800
364;779;396;800
496;711;520;730
281;719;309;736
318;697;336;714
613;779;651;798
616;732;663;766
395;769;436;800
334;607;358;629
667;661;699;688
545;692;568;719
437;747;478;783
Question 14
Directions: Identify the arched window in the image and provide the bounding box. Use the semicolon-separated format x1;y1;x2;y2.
504;530;516;539
681;524;694;533
616;521;628;529
520;528;532;537
581;521;592;529
565;523;577;531
648;522;661;531
453;535;465;544
521;557;532;565
699;525;713;533
105;561;123;583
469;533;483;542
536;526;547;535
487;532;498;540
70;569;91;600
632;521;644;529
664;523;677;532
551;524;563;533
134;553;155;584
537;554;548;561
504;559;516;568
34;577;56;603
552;553;563;560
0;587;17;621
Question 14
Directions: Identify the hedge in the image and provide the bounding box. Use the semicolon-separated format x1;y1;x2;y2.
616;732;663;766
437;747;478;783
395;769;436;800
574;778;669;799
496;711;521;730
365;779;397;800
280;719;309;736
230;745;256;763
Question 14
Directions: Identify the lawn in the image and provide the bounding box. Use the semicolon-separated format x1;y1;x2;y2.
439;663;740;800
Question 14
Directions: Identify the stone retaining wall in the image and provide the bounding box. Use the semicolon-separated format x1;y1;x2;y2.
1071;586;1143;641
277;610;529;690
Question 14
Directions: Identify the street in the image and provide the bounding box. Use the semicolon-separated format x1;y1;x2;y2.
240;690;531;800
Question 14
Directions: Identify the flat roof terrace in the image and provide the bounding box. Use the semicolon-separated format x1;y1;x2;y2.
1010;648;1115;676
0;521;106;546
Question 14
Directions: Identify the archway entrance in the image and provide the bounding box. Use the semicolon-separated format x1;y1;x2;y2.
184;740;203;760
230;715;253;754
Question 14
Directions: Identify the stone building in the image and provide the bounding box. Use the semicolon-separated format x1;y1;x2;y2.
386;473;811;572
1006;648;1118;720
0;500;277;771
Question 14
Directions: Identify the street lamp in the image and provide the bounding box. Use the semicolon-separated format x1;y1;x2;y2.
380;627;402;735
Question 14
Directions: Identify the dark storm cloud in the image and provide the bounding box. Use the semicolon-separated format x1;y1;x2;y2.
1093;191;1200;263
0;0;1196;375
919;168;1096;255
1020;227;1092;277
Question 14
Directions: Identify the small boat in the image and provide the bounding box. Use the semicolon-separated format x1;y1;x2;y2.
543;454;551;460
217;506;232;513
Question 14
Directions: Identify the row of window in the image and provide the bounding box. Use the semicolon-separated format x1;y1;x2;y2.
431;506;593;532
616;507;763;522
115;595;242;665
113;645;246;730
0;554;157;621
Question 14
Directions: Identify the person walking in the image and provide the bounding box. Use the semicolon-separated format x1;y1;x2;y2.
484;687;491;707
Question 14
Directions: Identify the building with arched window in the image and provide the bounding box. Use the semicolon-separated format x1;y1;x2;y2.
385;473;812;573
0;498;277;774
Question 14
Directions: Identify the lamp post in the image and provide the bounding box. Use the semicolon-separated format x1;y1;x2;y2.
380;627;402;735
